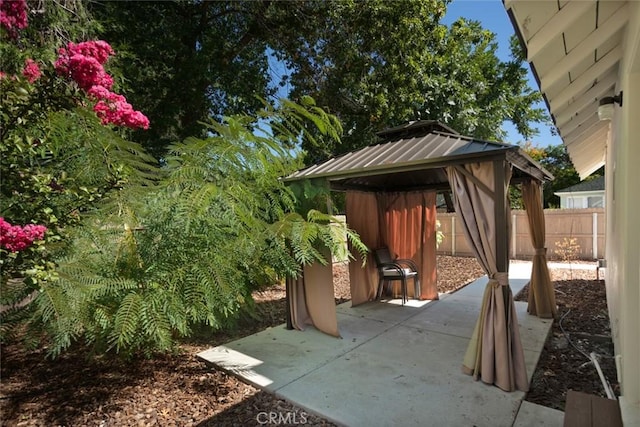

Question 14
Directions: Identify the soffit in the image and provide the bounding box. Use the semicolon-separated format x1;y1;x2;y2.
505;0;628;179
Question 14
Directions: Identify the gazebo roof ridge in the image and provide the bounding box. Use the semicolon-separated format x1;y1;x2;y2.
376;120;517;151
375;120;460;140
427;128;519;150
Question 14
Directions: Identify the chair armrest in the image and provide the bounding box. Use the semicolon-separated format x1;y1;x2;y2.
395;258;418;271
378;262;407;277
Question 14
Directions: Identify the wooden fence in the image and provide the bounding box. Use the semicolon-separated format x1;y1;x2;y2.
437;208;605;260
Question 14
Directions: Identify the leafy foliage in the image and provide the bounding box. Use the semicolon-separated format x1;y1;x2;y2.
88;0;548;161
530;144;602;208
3;1;367;357
33;100;366;357
0;71;157;286
0;1;157;348
554;237;580;262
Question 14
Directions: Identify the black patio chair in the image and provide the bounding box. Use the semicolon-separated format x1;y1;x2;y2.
373;247;420;305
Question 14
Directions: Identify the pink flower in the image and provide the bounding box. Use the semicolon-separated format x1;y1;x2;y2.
0;218;47;252
87;84;112;100
22;58;41;83
55;53;113;91
55;41;115;90
92;88;149;130
0;0;28;37
55;40;150;130
23;223;47;241
63;40;114;65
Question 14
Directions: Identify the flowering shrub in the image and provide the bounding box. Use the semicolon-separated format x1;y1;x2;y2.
55;40;149;129
0;0;163;357
59;40;114;66
0;0;27;38
2;1;148;131
0;218;47;252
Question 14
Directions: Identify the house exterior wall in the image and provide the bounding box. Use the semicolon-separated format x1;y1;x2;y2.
557;191;605;209
605;3;640;421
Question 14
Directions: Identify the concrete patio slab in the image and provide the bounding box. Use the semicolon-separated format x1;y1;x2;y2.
198;312;395;391
513;401;564;427
454;261;531;299
511;278;532;296
452;275;490;298
402;294;482;339
515;302;554;353
336;297;429;325
197;260;554;426
276;324;525;427
510;261;534;278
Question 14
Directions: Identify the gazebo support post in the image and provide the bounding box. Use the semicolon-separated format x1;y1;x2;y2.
493;159;509;274
494;159;512;307
285;276;293;330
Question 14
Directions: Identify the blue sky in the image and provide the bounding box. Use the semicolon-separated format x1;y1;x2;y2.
443;0;562;147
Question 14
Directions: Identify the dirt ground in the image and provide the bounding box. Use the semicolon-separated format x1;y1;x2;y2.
0;256;615;426
514;264;619;410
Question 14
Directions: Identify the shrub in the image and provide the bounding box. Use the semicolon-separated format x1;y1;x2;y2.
35;101;366;357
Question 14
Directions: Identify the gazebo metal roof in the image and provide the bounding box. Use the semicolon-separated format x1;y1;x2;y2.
284;121;553;192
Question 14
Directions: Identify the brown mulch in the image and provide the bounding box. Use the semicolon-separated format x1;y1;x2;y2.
0;256;611;425
514;264;619;411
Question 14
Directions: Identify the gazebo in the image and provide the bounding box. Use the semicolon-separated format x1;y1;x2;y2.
283;121;556;392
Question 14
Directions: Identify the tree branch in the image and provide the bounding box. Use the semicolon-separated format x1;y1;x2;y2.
0;286;39;316
221;0;272;65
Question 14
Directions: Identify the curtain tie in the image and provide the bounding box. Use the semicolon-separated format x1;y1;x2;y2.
535;248;547;256
491;271;509;286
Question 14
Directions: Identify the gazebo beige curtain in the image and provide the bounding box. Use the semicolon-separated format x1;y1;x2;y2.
346;191;381;305
447;161;528;392
522;179;557;318
346;190;438;305
287;256;340;337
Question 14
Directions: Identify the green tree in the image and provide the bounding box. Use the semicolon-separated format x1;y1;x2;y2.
0;0;99;72
537;144;579;208
1;1;365;358
88;0;275;158
285;11;547;162
89;0;547;161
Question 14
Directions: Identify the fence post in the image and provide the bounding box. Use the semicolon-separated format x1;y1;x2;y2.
593;211;598;259
451;215;456;256
512;213;517;259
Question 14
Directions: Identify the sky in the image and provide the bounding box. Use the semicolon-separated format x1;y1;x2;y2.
442;0;562;147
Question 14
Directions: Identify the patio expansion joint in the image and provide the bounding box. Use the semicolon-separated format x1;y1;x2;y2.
399;321;472;341
510;399;524;427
